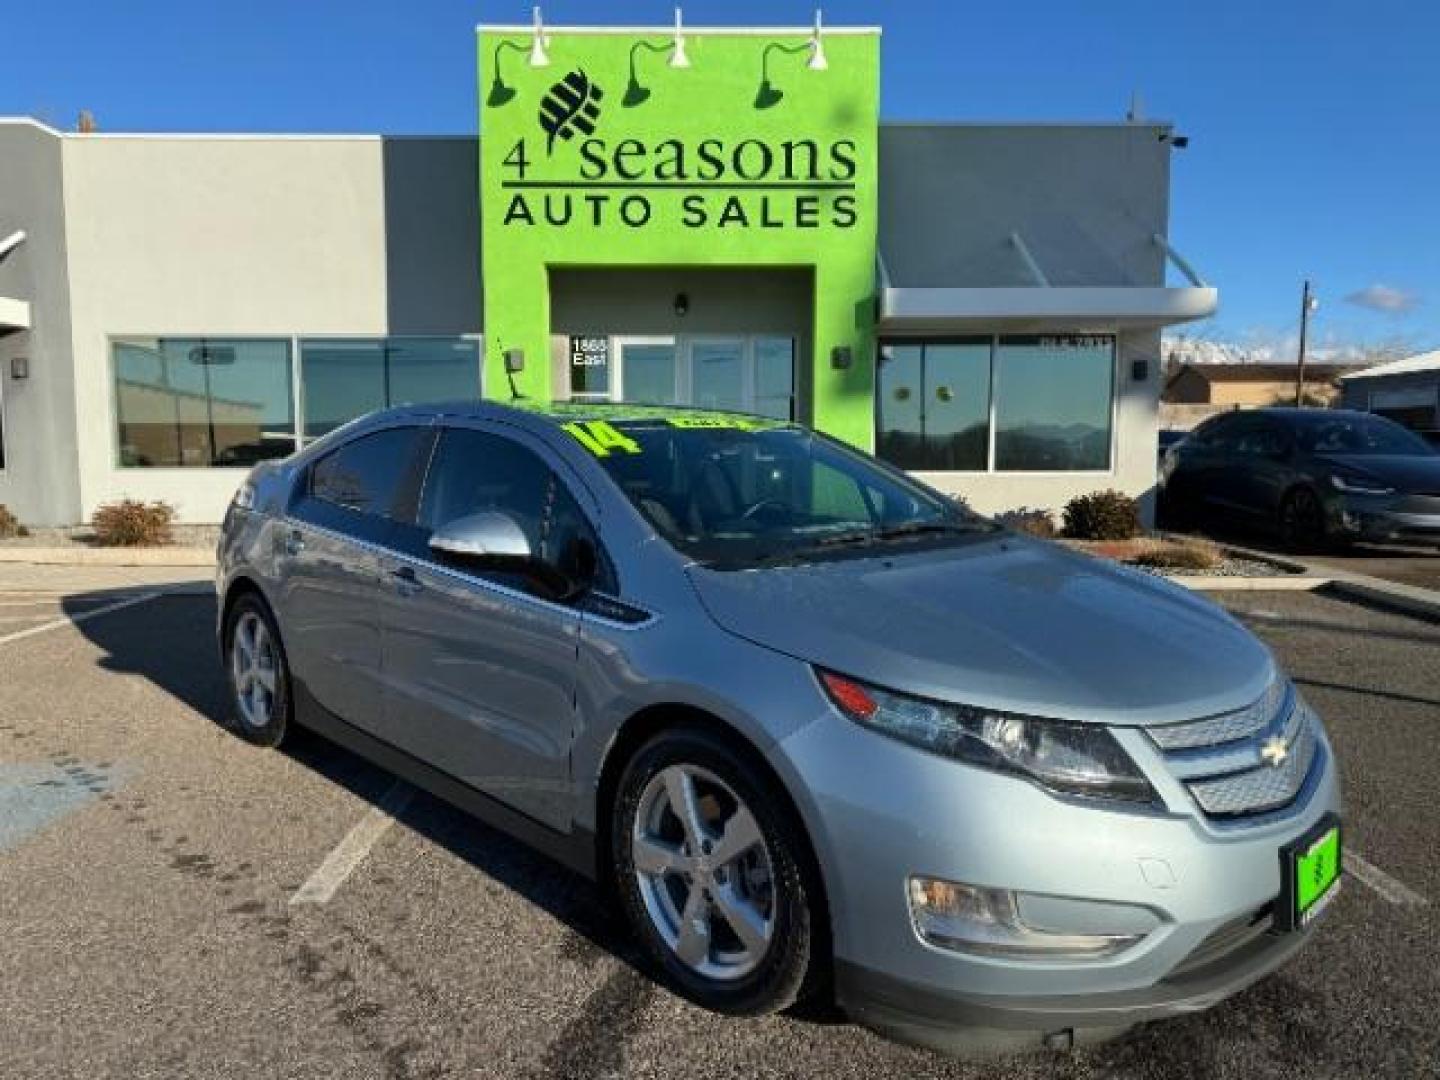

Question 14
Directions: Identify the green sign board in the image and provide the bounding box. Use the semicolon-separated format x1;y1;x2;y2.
478;25;881;447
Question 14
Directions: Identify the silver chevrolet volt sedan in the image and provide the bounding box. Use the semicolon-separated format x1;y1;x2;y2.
216;401;1341;1055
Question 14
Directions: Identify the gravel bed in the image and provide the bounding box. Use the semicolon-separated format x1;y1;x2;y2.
1130;556;1291;578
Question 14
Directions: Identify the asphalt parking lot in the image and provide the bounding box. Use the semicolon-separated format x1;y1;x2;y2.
1;575;1436;1078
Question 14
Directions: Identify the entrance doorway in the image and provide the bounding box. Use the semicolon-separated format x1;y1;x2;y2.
599;336;796;420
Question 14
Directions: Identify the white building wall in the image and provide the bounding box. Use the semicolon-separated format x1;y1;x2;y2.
60;135;392;523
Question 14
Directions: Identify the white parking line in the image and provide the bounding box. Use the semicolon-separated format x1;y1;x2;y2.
1345;851;1429;907
290;781;414;906
0;592;160;646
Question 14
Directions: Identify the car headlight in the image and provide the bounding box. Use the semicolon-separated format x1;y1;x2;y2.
817;670;1158;805
1329;474;1394;496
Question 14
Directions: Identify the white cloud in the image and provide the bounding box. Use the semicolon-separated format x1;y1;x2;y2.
1344;284;1421;314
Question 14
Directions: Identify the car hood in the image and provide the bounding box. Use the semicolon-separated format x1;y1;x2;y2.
1315;453;1440;492
685;536;1274;727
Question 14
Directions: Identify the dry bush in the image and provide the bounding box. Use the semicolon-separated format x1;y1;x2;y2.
1061;490;1142;541
0;503;22;539
995;507;1057;538
91;499;176;547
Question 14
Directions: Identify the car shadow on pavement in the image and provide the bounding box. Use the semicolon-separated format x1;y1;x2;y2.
61;587;844;1029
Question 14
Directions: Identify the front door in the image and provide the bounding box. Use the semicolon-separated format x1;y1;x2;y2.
375;423;593;831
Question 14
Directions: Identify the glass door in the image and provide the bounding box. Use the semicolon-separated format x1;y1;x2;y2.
686;337;747;414
615;337;680;407
611;335;795;419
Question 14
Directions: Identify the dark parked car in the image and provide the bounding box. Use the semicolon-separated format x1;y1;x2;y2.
1159;408;1440;549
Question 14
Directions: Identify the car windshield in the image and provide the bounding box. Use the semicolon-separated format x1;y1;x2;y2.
562;415;994;569
1294;414;1436;457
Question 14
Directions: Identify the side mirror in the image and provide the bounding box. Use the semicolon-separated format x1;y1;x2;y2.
428;511;585;602
429;511;534;566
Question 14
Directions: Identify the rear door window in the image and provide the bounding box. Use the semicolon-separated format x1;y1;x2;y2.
295;426;432;542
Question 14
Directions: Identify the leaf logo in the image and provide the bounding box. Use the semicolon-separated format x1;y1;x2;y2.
538;70;604;155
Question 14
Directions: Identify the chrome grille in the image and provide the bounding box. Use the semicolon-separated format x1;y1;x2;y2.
1147;679;1321;820
1148;678;1287;751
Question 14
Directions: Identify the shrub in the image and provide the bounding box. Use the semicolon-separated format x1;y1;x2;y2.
995;507;1057;538
0;503;20;539
1128;538;1223;572
1062;489;1142;541
91;499;176;547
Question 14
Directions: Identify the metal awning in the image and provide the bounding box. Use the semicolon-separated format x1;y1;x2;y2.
878;285;1217;333
877;231;1218;333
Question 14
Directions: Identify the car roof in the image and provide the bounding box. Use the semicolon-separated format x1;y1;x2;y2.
374;399;795;430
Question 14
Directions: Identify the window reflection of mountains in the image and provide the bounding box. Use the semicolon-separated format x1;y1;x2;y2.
879;422;1108;471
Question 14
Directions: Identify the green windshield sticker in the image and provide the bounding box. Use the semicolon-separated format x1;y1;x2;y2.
665;416;771;431
562;420;642;457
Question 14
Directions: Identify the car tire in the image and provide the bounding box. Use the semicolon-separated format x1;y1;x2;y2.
223;592;292;748
611;726;820;1016
1279;487;1327;552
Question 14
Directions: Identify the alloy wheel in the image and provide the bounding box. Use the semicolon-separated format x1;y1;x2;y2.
230;611;279;730
631;763;777;981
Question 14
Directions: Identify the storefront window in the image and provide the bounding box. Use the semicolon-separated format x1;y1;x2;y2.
300;337;479;440
876;335;1115;473
113;338;295;467
876;340;991;470
993;335;1113;471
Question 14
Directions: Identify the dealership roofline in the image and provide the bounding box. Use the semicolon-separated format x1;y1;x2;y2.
476;24;881;36
2;116;1175;141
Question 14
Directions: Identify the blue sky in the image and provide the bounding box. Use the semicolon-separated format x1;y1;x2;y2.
5;1;1435;358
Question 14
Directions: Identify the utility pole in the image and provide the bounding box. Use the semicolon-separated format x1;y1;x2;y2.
1295;280;1317;407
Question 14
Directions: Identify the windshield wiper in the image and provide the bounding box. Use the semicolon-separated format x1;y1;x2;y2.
813;520;991;549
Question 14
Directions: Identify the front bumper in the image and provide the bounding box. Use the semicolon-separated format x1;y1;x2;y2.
836;915;1312;1054
772;706;1341;1048
1333;491;1440;543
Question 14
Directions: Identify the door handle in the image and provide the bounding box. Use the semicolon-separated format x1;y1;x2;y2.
390;564;423;597
283;529;305;557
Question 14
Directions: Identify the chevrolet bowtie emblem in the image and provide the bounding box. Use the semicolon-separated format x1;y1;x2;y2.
1260;735;1290;768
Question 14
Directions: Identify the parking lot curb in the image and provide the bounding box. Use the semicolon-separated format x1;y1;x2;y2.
1175;574;1330;592
1324;572;1440;623
0;547;215;567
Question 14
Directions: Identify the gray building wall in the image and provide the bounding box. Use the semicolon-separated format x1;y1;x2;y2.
1341;371;1440;430
0;121;84;526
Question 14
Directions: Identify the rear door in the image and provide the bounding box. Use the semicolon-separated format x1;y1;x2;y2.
280;424;432;735
375;423;603;831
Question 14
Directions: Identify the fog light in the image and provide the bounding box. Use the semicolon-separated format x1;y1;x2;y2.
908;877;1143;960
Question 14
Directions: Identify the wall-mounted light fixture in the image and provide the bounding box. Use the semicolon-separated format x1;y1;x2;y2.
528;6;551;68
10;355;29;380
807;10;828;71
624;9;691;107
755;11;828;110
487;40;527;107
673;292;690;317
1132;358;1150;382
504;348;526;373
830;345;853;371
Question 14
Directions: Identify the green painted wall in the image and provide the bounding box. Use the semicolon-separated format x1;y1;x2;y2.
477;27;880;448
